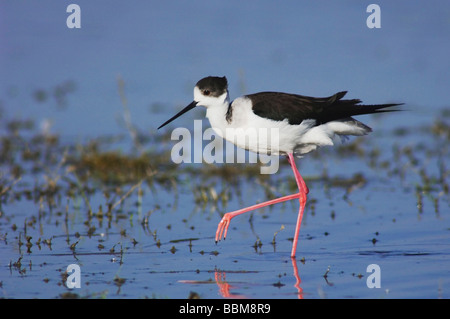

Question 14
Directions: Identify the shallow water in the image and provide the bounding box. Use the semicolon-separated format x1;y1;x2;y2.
1;1;449;299
0;107;448;299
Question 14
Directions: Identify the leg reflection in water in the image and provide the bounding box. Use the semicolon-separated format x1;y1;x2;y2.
214;270;247;299
179;260;304;298
213;259;304;299
291;257;303;299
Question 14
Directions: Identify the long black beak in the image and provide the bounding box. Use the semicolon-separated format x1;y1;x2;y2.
157;101;198;129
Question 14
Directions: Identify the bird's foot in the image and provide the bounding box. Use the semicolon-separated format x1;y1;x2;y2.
215;213;232;243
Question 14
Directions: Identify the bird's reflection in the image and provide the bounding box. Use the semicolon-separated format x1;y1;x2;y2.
179;257;304;298
214;257;303;298
214;270;247;299
291;257;303;299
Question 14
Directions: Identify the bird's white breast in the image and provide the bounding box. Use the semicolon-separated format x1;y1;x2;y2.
205;97;309;155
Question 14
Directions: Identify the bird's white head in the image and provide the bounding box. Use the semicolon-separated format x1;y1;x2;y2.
158;76;229;129
193;76;229;109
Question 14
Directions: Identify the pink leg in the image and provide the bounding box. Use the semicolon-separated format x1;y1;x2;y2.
287;153;308;258
215;192;301;242
215;153;308;258
287;153;309;194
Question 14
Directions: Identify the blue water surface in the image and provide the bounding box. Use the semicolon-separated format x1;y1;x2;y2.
0;1;449;299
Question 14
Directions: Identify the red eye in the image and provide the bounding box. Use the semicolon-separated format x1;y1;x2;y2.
203;90;210;96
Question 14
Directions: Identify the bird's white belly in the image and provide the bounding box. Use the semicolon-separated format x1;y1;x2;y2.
207;107;313;155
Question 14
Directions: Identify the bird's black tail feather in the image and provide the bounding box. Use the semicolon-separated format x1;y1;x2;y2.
318;93;403;124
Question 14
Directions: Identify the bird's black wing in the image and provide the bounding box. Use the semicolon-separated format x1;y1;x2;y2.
249;91;401;125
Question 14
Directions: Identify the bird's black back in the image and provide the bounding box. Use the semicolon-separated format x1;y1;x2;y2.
249;91;401;125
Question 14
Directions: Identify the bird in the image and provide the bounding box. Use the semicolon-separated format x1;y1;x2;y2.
158;76;401;257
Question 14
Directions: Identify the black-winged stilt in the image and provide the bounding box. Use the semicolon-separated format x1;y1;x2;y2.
158;76;401;257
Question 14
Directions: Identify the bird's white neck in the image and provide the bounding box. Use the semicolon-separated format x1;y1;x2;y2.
204;93;231;133
206;102;229;132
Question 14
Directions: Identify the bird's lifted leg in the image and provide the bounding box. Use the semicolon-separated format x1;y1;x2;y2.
215;192;301;242
215;153;309;257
